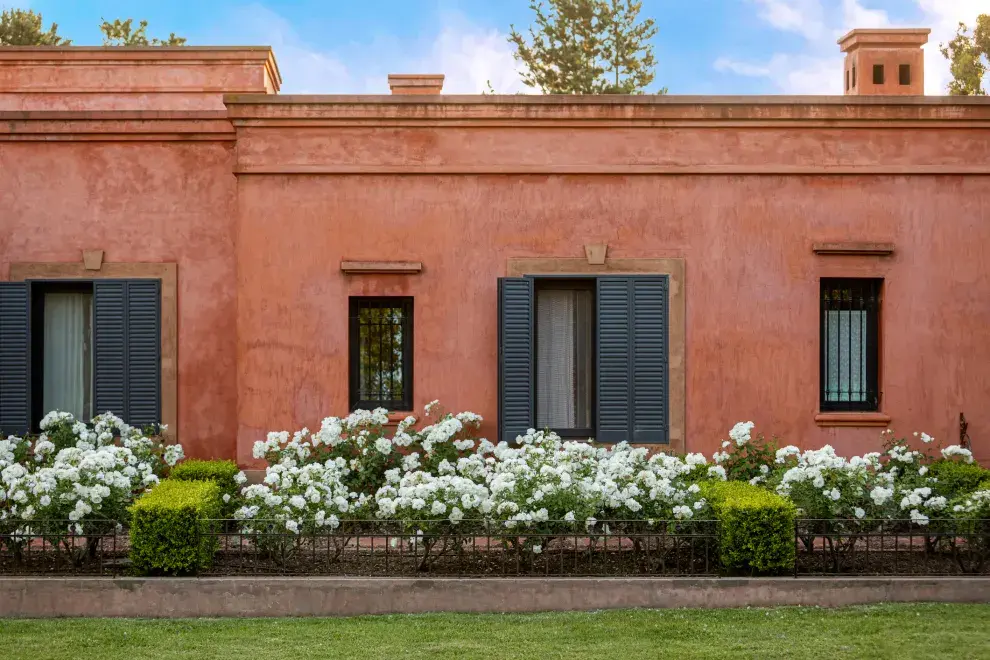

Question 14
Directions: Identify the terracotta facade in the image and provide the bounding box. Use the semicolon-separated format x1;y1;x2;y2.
1;38;988;465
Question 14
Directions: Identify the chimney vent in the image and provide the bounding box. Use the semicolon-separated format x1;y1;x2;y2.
838;28;929;96
388;74;444;95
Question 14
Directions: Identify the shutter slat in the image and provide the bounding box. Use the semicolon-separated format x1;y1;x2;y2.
0;282;31;436
94;280;161;427
94;281;127;418
596;276;669;444
126;280;161;427
498;278;534;444
632;278;668;444
596;279;632;442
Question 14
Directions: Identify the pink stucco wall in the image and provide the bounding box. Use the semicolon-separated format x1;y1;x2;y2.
234;170;990;465
0;140;239;459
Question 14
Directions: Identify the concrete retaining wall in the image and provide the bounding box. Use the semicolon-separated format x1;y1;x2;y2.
2;577;989;618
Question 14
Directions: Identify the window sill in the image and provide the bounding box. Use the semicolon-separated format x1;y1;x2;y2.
815;412;890;428
386;412;416;424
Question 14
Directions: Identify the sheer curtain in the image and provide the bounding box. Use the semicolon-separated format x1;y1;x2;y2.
826;309;866;402
536;288;593;429
43;292;93;420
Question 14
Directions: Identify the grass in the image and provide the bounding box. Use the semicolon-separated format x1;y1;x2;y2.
1;604;989;659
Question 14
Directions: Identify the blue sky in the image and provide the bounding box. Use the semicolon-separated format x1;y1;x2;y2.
12;1;989;94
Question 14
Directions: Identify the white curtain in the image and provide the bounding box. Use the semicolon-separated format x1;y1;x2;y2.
826;309;866;402
537;290;576;428
536;289;593;429
43;292;93;420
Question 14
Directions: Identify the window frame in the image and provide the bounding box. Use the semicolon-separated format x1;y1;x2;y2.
819;278;882;413
532;277;597;439
348;296;414;412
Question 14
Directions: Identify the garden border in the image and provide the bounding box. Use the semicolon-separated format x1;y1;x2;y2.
2;576;988;618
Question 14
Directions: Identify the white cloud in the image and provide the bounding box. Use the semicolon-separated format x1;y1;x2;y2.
216;3;527;94
752;0;827;40
717;0;987;95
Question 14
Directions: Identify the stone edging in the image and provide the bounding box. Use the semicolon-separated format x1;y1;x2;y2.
2;576;989;618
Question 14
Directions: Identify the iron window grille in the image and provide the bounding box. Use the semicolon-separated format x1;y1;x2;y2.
349;297;413;411
820;278;881;412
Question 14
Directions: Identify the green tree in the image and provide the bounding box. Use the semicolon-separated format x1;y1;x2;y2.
940;15;989;96
0;8;70;45
100;18;187;46
508;0;664;94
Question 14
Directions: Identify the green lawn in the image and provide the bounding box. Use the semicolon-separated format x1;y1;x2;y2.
2;604;988;659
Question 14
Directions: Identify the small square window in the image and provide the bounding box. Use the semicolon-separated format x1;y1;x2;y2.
820;279;881;412
899;64;911;86
873;64;885;85
349;297;413;411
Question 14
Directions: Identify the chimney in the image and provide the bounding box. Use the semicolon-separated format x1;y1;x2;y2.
388;74;444;95
838;28;930;96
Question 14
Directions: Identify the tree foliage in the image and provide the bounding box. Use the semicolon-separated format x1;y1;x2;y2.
100;18;187;47
940;15;989;96
0;8;70;46
508;0;664;94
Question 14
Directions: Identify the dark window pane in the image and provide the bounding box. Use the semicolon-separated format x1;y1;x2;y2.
899;64;911;85
349;298;412;410
820;279;881;412
873;64;885;85
536;285;593;431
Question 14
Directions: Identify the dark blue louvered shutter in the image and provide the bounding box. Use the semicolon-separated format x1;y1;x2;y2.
0;282;32;436
498;277;534;444
596;276;669;444
94;280;161;426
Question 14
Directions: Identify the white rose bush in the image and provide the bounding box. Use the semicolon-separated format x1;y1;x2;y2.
0;411;182;565
3;402;988;575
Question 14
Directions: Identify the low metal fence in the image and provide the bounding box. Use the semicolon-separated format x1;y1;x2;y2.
205;519;719;577
2;518;988;577
0;519;126;575
794;519;990;576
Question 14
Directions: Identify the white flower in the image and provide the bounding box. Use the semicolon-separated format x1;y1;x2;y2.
222;494;231;503
853;507;865;519
941;445;974;463
728;421;755;447
909;509;929;526
374;437;392;456
920;432;934;444
563;511;575;522
707;465;727;480
532;544;543;555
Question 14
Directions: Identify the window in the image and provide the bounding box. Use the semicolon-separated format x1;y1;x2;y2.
852;65;857;88
499;276;669;444
873;64;885;85
535;281;594;436
845;70;850;91
0;279;162;435
820;279;881;412
899;64;911;86
349;297;413;411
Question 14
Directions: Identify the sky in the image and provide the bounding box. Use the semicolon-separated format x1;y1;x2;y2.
10;0;990;95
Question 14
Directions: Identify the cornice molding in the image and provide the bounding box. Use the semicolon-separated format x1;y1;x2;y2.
0;111;235;141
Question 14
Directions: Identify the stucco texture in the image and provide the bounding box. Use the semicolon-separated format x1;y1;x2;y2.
0;141;238;459
235;168;990;465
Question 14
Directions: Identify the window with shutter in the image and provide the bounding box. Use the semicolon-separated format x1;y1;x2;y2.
498;275;669;445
